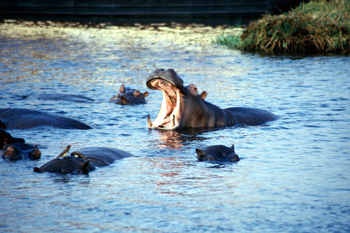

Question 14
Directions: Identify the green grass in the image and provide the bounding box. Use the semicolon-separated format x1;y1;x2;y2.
215;0;350;55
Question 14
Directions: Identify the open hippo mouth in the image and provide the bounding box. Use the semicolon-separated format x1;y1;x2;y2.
146;69;185;130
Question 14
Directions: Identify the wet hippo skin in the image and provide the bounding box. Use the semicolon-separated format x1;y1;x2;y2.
146;69;277;130
0;108;92;130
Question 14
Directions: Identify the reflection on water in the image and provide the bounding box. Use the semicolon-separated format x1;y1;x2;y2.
1;24;350;232
153;128;213;149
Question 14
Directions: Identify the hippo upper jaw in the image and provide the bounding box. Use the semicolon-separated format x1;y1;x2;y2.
146;69;185;94
147;78;184;130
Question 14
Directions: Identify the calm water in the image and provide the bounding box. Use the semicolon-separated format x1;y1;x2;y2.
1;25;350;232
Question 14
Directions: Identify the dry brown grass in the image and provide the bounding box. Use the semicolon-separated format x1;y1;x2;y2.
216;0;350;55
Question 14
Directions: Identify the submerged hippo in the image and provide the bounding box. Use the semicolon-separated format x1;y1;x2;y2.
20;94;95;103
146;69;277;130
196;144;239;162
0;108;92;130
109;84;149;105
1;143;41;160
33;147;133;174
0;129;25;148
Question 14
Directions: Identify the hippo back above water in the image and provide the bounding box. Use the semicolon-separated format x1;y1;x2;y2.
20;94;95;103
146;69;277;130
0;108;92;130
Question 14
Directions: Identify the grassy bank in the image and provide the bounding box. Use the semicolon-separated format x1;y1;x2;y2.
215;0;350;55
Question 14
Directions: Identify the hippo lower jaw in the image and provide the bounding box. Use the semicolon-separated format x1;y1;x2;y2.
147;78;182;130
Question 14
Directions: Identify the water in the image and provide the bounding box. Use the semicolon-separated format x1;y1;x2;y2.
1;24;350;232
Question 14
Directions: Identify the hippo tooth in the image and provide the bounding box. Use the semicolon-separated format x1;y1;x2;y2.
172;114;175;126
147;114;153;127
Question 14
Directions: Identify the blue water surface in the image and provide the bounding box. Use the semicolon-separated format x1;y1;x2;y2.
0;25;349;232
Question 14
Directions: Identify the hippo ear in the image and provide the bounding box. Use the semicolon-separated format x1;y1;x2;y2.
188;84;199;95
33;167;42;173
143;91;149;98
120;96;127;104
119;84;126;93
231;144;235;152
200;91;207;100
196;148;204;157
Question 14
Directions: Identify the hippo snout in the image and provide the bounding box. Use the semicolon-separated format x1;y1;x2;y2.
146;69;185;93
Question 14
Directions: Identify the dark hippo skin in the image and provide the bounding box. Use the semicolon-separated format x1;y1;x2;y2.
20;94;95;103
33;147;133;174
0;129;25;148
109;84;149;105
0;108;92;130
196;144;239;162
146;69;277;130
1;143;41;160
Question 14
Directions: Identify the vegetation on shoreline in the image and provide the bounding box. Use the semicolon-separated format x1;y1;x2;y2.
215;0;350;55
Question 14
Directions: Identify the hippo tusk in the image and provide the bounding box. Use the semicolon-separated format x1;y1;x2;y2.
147;114;153;127
172;114;175;126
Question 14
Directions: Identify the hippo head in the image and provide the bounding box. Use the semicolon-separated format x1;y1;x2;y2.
196;144;240;162
146;69;209;130
33;157;90;174
0;129;25;148
1;143;41;160
109;84;149;105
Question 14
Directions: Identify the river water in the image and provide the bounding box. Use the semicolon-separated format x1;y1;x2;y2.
1;24;349;232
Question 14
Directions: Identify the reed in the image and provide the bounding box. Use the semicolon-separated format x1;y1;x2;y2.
215;0;350;55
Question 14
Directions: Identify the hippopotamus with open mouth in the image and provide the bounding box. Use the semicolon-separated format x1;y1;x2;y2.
33;147;133;174
109;84;149;105
146;69;277;130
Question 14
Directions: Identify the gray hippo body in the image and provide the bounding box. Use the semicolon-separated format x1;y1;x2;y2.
196;144;239;162
33;147;133;174
1;143;41;160
146;69;277;130
0;108;92;130
109;84;149;105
